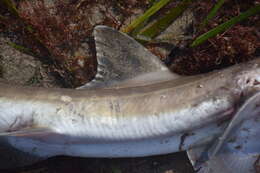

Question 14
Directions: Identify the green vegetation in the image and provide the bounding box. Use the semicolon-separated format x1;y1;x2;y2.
191;4;260;47
137;0;192;40
123;0;259;47
1;0;19;17
199;0;226;29
8;42;36;56
122;0;173;34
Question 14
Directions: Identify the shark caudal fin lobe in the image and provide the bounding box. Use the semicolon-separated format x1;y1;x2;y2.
78;25;180;89
187;92;260;173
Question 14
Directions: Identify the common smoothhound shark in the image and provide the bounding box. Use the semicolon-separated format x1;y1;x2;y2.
0;26;259;171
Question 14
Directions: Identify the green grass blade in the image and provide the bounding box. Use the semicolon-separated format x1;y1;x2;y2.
121;0;173;34
190;5;260;48
1;0;19;17
8;42;36;57
136;0;193;41
200;0;226;28
0;14;5;20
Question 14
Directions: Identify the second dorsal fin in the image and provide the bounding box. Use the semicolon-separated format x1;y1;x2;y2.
78;26;179;89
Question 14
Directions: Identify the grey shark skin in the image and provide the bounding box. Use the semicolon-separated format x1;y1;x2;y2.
187;92;260;173
0;26;259;169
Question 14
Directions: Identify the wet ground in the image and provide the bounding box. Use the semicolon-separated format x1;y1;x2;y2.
2;153;194;173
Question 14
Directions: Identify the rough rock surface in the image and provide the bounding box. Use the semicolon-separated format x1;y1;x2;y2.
0;36;61;87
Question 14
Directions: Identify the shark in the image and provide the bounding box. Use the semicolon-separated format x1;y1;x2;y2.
0;26;259;172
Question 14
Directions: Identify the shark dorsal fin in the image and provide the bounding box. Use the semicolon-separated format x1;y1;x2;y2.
78;26;179;89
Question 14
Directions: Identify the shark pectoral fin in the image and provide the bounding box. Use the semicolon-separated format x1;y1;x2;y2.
0;127;53;137
0;127;61;143
0;136;45;169
77;25;180;89
0;128;58;169
187;92;260;173
0;128;65;169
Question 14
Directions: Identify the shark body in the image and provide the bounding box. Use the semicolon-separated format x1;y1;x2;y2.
0;26;259;171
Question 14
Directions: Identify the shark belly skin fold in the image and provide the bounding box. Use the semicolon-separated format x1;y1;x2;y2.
0;26;259;169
